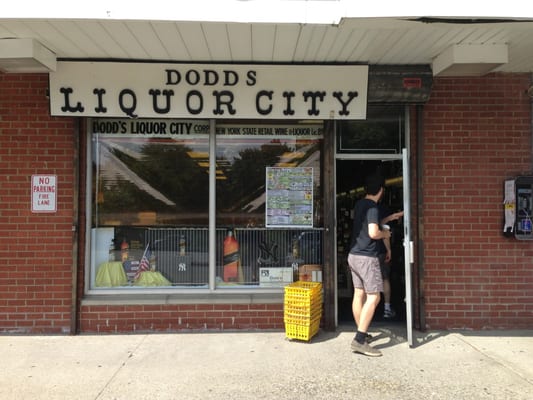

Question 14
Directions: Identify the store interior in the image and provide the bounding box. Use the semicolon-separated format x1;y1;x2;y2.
336;159;406;325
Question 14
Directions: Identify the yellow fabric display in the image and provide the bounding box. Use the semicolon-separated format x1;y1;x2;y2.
95;261;128;287
134;271;172;286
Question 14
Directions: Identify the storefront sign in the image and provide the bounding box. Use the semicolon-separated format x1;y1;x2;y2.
49;62;368;120
216;123;323;137
92;119;211;136
91;119;323;138
31;175;57;213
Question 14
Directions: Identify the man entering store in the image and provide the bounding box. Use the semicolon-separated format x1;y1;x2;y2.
348;174;391;357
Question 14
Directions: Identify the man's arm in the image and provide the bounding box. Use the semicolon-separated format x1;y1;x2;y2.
368;223;391;240
381;211;404;224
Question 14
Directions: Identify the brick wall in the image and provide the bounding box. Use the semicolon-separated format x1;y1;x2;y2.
79;303;284;333
422;73;533;329
3;71;532;334
0;73;76;333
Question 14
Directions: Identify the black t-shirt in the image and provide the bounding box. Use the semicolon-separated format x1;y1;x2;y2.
377;203;391;255
349;198;380;257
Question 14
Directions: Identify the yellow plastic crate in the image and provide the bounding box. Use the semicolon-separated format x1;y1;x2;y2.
284;281;323;309
284;297;322;311
285;315;321;341
284;301;323;319
284;311;322;326
284;281;322;298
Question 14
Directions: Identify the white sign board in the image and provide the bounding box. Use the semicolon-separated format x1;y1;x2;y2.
49;62;368;120
259;267;293;287
265;167;314;228
31;175;57;213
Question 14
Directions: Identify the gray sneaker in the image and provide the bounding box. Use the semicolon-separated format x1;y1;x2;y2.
350;339;382;357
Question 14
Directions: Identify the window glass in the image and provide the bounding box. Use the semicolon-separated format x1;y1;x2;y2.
88;120;324;292
90;119;210;289
214;123;324;288
336;105;405;154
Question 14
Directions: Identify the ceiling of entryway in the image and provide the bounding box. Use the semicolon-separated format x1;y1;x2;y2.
2;15;533;75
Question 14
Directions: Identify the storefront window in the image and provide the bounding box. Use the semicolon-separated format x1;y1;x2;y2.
214;123;323;288
337;105;405;154
88;120;324;292
89;119;210;289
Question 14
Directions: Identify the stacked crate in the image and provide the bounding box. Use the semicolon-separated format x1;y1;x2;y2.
283;281;323;341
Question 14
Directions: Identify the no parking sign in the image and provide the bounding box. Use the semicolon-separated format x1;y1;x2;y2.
31;175;57;213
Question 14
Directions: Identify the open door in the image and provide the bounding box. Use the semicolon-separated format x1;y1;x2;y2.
335;159;406;319
402;148;415;347
334;105;414;345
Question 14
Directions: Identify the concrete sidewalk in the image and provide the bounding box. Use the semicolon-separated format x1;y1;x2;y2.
1;324;532;400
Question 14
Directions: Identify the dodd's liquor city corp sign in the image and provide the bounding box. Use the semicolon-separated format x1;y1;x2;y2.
49;62;368;120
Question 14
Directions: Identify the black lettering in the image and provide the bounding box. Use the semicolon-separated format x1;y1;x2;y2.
119;89;138;118
302;91;326;116
165;69;181;85
246;70;257;86
170;122;193;134
204;70;219;86
93;89;107;113
59;87;84;113
92;121;122;133
131;121;166;134
149;89;174;114
332;91;358;116
185;70;200;85
223;70;239;86
213;90;236;115
256;90;273;115
186;90;204;114
282;91;295;116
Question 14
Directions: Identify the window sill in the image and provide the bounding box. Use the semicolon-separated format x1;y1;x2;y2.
81;292;284;306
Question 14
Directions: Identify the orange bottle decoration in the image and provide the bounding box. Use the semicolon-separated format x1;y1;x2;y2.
223;230;242;282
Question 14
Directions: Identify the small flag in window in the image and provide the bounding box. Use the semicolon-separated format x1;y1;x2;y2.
135;244;151;280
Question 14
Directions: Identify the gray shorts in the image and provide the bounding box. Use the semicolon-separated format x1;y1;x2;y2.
347;253;383;294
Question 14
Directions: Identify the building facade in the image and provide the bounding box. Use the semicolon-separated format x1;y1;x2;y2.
1;14;532;336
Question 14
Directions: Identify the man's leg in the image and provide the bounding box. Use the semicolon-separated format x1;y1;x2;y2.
351;291;382;357
383;278;391;304
352;287;365;327
356;292;381;333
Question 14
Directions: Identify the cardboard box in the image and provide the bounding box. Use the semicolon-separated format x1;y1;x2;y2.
259;267;293;287
298;264;322;282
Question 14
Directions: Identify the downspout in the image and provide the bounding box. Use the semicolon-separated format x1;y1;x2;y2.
70;118;80;334
416;105;426;331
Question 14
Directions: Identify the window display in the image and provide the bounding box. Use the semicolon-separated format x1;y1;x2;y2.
88;119;324;291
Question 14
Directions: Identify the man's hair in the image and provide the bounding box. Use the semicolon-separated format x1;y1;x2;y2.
365;173;385;196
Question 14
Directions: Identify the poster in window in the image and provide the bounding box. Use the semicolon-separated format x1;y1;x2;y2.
265;167;313;228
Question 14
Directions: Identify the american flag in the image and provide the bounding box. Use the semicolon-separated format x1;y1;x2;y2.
134;244;151;280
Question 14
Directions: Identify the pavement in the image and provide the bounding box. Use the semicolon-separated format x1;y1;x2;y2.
1;322;532;400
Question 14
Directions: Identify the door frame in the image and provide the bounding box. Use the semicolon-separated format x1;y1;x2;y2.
332;110;415;346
